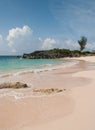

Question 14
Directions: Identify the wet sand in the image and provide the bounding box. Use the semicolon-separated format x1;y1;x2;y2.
0;56;95;130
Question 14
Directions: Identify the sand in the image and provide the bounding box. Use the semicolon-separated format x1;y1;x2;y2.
0;56;95;130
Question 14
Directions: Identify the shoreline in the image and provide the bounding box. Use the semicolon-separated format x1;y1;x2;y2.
0;56;95;130
0;58;78;78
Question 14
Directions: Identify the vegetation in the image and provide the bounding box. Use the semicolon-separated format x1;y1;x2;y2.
21;36;95;59
78;36;87;51
22;48;95;59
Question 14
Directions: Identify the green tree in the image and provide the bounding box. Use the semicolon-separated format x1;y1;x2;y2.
78;36;87;51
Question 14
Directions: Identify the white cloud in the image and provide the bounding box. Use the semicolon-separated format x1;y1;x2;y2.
0;34;3;49
0;34;11;55
11;49;17;53
0;35;3;41
6;25;33;54
41;38;57;49
7;25;32;47
63;40;79;50
86;43;95;51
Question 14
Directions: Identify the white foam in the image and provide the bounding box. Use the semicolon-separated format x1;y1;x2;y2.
19;60;78;75
0;89;65;100
0;60;78;78
0;73;12;78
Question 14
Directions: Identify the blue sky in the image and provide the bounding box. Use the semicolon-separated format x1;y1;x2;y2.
0;0;95;55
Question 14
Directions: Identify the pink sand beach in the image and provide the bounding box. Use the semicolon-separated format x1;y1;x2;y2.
0;56;95;130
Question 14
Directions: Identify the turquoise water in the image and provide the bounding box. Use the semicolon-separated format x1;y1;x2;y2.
0;56;72;73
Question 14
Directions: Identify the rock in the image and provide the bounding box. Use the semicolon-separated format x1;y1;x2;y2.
33;88;63;94
0;82;28;89
22;48;95;59
22;49;72;59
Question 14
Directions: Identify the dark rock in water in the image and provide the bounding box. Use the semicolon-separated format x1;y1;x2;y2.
0;82;28;89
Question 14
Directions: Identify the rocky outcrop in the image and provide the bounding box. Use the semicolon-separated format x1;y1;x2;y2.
0;82;28;89
22;49;72;59
22;49;94;59
33;88;64;95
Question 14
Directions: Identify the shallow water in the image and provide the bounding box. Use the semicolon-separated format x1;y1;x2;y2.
0;56;77;76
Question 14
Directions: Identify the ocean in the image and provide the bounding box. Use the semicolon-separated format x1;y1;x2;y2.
0;56;77;76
